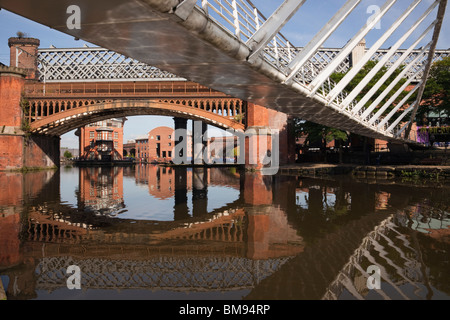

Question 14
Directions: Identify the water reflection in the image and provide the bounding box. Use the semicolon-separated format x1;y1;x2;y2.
0;165;448;300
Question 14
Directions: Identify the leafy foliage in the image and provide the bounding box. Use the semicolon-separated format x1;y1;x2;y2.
295;60;410;142
294;119;348;146
417;56;450;123
64;150;73;159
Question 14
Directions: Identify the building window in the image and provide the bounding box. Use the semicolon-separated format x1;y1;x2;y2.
108;132;112;140
156;135;161;141
168;143;171;146
90;131;94;139
168;135;171;139
97;133;101;140
114;141;118;148
114;132;118;140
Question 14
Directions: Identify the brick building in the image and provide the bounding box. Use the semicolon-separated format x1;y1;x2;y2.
135;136;149;161
148;126;175;159
76;118;126;161
136;126;192;163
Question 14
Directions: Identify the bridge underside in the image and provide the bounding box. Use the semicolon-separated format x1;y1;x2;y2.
0;0;406;142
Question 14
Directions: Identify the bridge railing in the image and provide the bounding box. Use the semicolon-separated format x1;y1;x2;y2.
199;0;264;42
24;81;230;98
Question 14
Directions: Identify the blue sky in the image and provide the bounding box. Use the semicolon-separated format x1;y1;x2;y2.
0;0;448;148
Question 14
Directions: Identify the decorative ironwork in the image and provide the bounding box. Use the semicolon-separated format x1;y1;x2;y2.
35;255;291;291
37;47;186;83
322;216;431;300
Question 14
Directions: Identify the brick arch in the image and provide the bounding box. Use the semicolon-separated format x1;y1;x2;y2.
30;99;246;136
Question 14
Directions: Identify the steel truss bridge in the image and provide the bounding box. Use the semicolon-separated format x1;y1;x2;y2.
0;0;449;142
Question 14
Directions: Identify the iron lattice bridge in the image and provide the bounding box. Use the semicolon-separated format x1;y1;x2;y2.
36;46;449;85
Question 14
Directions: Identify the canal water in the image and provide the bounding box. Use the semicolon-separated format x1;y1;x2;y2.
0;165;448;300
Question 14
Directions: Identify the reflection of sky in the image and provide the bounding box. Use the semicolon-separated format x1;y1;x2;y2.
59;167;80;207
59;167;241;222
296;191;308;209
411;217;450;234
206;186;239;212
296;190;337;211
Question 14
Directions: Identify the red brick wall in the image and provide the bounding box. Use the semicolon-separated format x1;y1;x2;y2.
23;135;60;168
8;37;40;80
0;69;26;170
246;103;296;167
148;126;174;159
0;136;24;170
0;70;25;127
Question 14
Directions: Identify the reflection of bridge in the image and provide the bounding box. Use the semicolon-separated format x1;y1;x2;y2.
0;0;447;143
34;256;290;293
323;216;423;300
7;168;303;296
1;165;449;299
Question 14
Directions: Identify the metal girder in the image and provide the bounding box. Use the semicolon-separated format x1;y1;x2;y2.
308;0;398;97
378;83;421;130
174;0;198;21
405;0;448;138
361;45;430;121
388;104;415;133
368;63;426;125
340;0;439;111
326;0;423;104
350;21;437;115
283;0;362;84
247;0;306;63
37;48;185;82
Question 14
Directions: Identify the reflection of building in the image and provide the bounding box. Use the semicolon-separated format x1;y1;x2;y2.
135;165;193;199
76;118;126;161
208;136;239;162
79;166;125;216
375;191;390;210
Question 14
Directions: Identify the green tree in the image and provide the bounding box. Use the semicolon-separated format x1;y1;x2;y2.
294;119;348;163
64;150;73;159
416;56;450;124
295;60;410;158
330;60;408;111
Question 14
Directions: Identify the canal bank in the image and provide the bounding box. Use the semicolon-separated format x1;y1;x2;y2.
0;279;5;300
279;163;450;180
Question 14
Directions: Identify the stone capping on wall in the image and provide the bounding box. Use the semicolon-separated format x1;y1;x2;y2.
0;66;27;77
8;37;40;48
